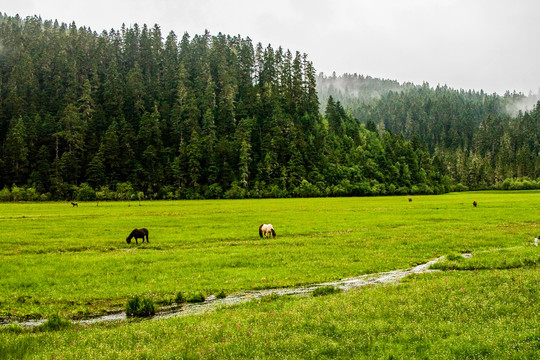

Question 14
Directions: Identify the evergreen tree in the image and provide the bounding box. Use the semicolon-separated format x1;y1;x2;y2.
3;117;29;184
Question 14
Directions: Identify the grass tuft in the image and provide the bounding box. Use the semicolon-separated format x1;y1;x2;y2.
186;292;205;303
125;296;155;317
174;291;185;304
446;252;465;261
37;313;71;331
4;324;23;333
313;285;342;297
258;293;280;303
215;290;227;299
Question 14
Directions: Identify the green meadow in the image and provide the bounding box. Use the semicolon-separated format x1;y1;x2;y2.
1;191;539;359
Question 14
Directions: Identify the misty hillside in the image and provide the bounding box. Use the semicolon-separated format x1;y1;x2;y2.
318;71;540;188
316;72;413;109
318;72;540;118
317;72;512;150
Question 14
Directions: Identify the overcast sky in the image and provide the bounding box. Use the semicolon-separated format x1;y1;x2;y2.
2;0;540;95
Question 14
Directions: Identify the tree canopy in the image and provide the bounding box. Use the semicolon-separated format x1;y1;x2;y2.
318;73;540;190
0;14;509;200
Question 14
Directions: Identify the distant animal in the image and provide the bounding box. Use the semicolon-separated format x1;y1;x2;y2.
71;202;78;207
534;238;539;247
126;228;149;244
473;201;477;207
408;198;412;202
259;224;276;239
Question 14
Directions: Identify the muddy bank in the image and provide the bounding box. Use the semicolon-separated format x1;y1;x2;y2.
2;256;445;327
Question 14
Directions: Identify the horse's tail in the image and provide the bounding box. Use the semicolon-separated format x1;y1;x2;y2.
271;227;276;238
259;224;264;238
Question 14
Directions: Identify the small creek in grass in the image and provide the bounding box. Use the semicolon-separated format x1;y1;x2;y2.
2;255;447;327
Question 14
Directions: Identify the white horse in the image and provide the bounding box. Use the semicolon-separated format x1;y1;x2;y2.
259;224;276;239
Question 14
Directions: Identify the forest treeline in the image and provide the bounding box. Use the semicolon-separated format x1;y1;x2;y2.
0;14;448;200
0;14;536;201
318;73;540;190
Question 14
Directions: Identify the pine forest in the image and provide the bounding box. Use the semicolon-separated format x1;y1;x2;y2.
0;14;538;201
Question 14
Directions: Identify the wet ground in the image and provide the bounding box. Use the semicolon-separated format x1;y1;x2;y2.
3;256;448;327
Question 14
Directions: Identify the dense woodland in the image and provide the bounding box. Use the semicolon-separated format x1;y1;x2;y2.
0;14;537;201
0;14;450;200
318;73;540;190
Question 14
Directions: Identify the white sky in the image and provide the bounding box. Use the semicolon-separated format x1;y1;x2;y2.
2;0;539;95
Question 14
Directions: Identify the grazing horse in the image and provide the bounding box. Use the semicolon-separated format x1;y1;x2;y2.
71;202;78;207
473;201;477;207
126;228;149;244
259;224;276;239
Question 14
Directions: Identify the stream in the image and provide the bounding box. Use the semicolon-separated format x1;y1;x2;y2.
3;256;446;327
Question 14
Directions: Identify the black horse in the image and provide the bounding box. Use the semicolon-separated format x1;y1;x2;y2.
126;228;149;244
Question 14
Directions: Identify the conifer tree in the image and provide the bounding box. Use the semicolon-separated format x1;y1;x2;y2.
4;117;29;184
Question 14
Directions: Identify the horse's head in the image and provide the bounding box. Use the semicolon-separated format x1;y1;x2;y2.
126;236;132;244
270;225;276;238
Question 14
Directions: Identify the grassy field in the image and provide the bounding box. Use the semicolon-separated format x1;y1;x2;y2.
1;191;539;358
